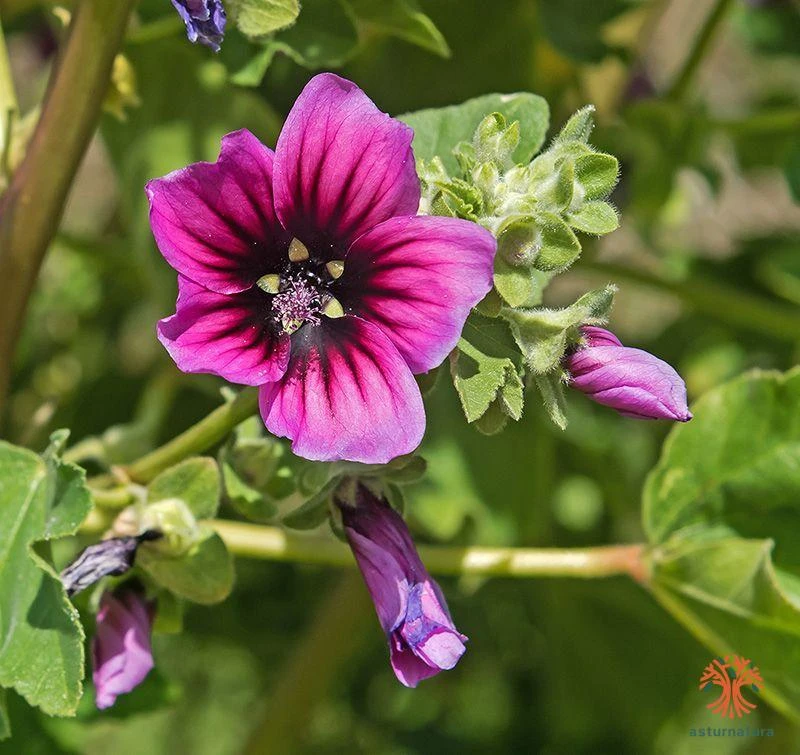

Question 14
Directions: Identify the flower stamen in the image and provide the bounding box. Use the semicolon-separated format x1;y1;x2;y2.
288;237;310;263
271;276;322;334
256;273;281;294
322;296;345;319
326;260;345;279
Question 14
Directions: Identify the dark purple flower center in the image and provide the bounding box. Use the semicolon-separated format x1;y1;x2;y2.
257;238;345;335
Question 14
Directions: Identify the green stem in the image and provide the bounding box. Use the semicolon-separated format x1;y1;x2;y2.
0;0;137;424
244;573;372;755
0;17;17;118
667;0;735;100
582;261;800;342
121;388;258;483
78;509;647;580
212;520;648;581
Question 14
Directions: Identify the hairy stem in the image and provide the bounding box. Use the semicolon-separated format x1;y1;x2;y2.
212;520;648;581
244;573;372;755
0;0;137;423
80;506;647;580
582;261;800;342
667;0;735;100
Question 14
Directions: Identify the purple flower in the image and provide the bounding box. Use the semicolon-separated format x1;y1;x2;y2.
564;326;692;421
171;0;226;52
147;74;496;463
338;484;467;687
92;588;155;710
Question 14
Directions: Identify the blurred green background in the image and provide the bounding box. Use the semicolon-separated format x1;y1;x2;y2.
2;0;800;752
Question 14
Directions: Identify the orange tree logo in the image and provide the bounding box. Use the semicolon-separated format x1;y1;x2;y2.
699;656;764;718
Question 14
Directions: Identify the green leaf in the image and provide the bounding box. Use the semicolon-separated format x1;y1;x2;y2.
567;201;619;235
147;457;221;520
644;368;800;551
137;527;234;605
534;157;574;212
534;212;582;271
400;93;550;174
643;369;800;719
344;0;450;57
228;0;300;37
0;434;92;717
270;0;358;68
451;314;524;426
494;258;548;308
281;481;337;530
219;437;295;522
504;286;615;374
232;0;358;84
230;44;280;87
648;535;800;721
556;105;595;143
574;152;619;200
534;373;568;430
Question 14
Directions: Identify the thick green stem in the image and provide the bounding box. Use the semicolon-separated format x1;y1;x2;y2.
0;0;137;424
213;520;647;581
244;573;372;755
0;18;17;118
120;388;258;483
79;508;647;580
667;0;735;100
582;261;800;342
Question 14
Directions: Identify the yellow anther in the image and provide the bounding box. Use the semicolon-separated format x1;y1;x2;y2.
256;274;281;294
288;237;310;263
322;297;345;319
325;260;345;279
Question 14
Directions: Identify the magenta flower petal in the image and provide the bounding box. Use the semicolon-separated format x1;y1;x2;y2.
338;484;467;687
339;216;496;373
158;276;290;385
259;317;424;463
565;326;692;421
273;73;420;251
92;589;154;710
146;129;286;295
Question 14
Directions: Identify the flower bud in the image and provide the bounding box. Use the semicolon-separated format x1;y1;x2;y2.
92;586;155;709
336;483;467;687
564;326;692;421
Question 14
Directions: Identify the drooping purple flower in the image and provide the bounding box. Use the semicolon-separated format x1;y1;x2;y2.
61;531;162;597
337;483;467;687
92;587;155;710
564;325;692;421
171;0;226;52
147;73;496;464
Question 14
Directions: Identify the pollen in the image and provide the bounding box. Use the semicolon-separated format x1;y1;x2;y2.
271;277;322;334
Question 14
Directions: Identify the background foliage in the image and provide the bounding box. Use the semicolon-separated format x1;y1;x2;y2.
2;0;800;752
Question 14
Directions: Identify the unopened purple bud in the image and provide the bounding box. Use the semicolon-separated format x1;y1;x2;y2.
564;326;692;421
171;0;226;52
60;531;161;597
92;587;155;709
337;484;467;687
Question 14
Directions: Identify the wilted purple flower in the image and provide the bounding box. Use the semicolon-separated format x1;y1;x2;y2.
147;73;495;463
61;532;162;597
171;0;226;52
564;325;692;421
338;484;467;687
93;588;155;710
